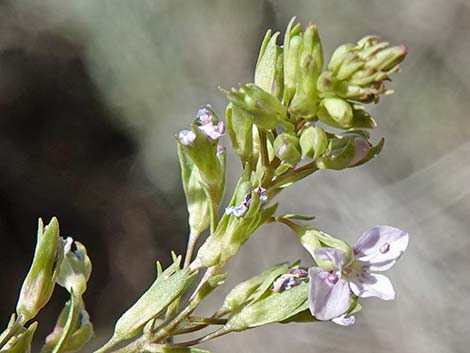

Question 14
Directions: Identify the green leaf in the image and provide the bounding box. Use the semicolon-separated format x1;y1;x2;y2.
226;283;308;331
219;263;289;314
278;214;315;221
104;257;191;348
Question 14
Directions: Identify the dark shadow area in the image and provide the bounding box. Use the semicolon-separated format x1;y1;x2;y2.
0;2;188;339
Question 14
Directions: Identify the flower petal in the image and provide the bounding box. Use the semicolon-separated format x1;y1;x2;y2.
308;267;351;321
314;248;346;269
353;225;409;271
332;314;356;326
350;273;395;300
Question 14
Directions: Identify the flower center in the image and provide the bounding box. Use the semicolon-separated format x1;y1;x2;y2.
327;271;340;284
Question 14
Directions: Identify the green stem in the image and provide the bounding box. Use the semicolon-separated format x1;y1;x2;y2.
270;161;318;188
183;231;200;269
107;336;146;353
188;317;227;326
258;129;270;169
93;337;123;353
176;327;231;347
151;265;222;343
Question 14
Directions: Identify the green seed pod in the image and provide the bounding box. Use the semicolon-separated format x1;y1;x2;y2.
273;133;301;167
316;131;379;170
318;98;353;127
16;218;64;322
299;126;328;159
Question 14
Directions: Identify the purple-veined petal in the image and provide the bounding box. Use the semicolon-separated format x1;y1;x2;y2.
332;314;356;326
349;272;395;300
353;225;409;271
314;248;346;270
308;267;351;321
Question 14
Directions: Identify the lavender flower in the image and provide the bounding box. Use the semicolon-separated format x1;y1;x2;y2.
308;225;408;325
272;268;308;292
225;186;268;218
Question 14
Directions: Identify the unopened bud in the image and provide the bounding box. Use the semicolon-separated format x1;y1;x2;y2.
16;218;64;322
316;132;373;170
273;133;301;167
366;45;407;72
321;36;407;103
299;125;328;159
318;98;353;127
223;84;289;130
283;17;303;104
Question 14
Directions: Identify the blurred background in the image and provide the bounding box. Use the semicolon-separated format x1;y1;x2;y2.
1;0;469;352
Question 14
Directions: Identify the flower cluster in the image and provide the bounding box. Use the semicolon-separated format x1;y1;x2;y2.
1;17;408;353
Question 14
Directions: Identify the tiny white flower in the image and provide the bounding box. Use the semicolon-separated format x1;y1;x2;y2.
178;130;196;146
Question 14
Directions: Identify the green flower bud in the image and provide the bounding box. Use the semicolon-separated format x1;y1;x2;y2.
365;45;407;72
57;239;92;296
320;36;407;103
273;133;301;167
288;24;324;120
283;17;303;104
16;218;64;322
316;131;382;170
223;84;289;130
327;43;355;73
318;98;353;127
299;126;328;159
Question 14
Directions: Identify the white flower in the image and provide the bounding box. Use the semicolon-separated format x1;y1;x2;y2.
308;225;409;325
197;107;225;140
178;130;196;146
